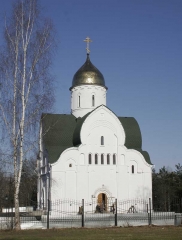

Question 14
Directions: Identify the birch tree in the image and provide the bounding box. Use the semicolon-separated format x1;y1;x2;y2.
0;0;55;229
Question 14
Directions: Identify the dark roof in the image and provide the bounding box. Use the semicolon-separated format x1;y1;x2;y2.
72;111;91;146
118;117;151;164
41;111;151;165
41;113;77;164
118;117;142;149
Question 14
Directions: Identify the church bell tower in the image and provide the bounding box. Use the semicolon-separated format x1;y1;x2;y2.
70;37;108;118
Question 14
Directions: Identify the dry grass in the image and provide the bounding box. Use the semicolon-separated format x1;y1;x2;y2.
0;226;182;240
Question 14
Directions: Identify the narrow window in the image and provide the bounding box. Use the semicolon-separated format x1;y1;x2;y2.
107;154;110;164
78;95;81;107
101;154;104;164
89;154;92;164
69;163;72;167
92;95;95;107
113;154;116;165
132;165;134;174
101;136;104;145
95;154;98;164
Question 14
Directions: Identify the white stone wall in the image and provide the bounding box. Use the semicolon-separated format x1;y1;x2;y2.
50;106;152;205
71;85;107;118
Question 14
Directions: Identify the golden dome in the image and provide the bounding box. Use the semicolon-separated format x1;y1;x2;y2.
70;54;107;90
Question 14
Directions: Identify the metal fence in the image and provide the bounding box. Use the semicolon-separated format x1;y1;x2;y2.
0;198;182;230
153;198;182;212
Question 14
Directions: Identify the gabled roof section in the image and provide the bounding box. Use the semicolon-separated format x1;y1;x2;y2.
73;106;151;165
72;111;91;146
118;117;142;149
72;106;142;149
41;113;77;163
41;108;151;165
118;117;151;164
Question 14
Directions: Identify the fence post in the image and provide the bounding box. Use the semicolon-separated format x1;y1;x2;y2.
47;170;50;229
82;199;84;227
174;214;177;226
115;198;117;227
147;203;150;225
47;199;50;229
149;198;152;225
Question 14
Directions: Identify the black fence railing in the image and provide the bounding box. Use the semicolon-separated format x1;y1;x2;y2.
153;197;182;212
0;198;182;230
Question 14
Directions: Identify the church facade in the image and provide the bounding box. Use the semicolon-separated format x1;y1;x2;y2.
37;43;152;211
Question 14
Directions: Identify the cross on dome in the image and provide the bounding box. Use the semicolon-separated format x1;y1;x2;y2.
84;37;92;54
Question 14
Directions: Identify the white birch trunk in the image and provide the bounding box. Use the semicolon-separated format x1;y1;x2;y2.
13;23;21;230
0;0;55;229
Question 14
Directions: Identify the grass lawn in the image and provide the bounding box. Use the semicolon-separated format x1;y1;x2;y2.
0;226;182;240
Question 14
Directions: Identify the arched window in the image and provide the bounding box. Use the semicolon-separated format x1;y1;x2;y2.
107;154;110;164
95;154;98;164
132;165;134;174
88;154;92;164
101;136;104;145
113;154;116;165
101;154;104;164
78;95;81;107
92;95;95;107
69;163;72;167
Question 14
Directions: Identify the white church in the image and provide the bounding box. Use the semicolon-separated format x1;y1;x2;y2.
37;38;153;211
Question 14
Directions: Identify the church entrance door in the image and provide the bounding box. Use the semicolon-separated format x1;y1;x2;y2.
97;193;107;212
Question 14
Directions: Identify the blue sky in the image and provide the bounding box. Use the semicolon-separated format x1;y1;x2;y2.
0;0;181;171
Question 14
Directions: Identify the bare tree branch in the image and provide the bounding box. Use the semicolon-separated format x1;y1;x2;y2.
0;0;55;229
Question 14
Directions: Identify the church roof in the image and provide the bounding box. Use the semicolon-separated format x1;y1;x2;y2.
70;54;107;90
41;114;77;164
41;110;151;165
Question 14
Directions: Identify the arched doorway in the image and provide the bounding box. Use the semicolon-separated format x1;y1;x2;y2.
97;193;107;211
